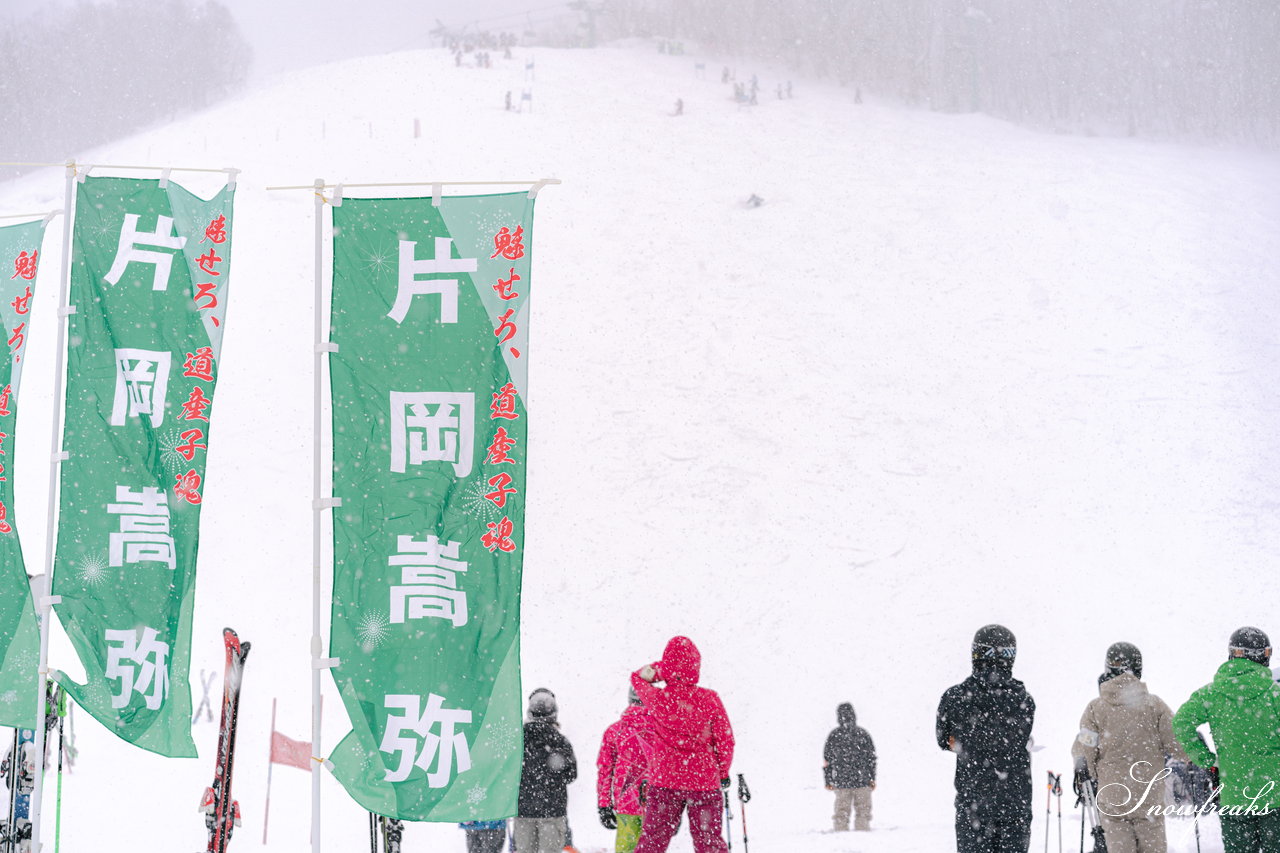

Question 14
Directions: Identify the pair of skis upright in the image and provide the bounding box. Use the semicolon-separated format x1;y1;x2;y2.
200;628;251;853
369;812;403;853
0;683;67;853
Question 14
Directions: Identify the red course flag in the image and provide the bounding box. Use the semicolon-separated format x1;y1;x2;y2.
269;730;311;771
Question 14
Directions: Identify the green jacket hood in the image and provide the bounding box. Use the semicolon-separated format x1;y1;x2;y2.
1212;658;1276;697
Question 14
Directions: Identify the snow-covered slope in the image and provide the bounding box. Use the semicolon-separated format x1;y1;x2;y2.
2;40;1278;853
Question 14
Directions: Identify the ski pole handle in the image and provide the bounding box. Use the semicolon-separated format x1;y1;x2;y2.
737;773;751;803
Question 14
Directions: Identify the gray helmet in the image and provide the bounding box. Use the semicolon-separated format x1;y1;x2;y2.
527;687;558;721
972;624;1016;667
1229;627;1272;666
1105;642;1142;679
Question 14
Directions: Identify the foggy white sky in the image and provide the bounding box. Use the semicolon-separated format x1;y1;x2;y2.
8;0;561;76
223;0;560;75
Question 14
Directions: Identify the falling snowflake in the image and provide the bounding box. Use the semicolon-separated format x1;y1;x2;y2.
158;429;185;472
467;785;488;805
77;553;109;586
356;610;391;652
458;477;501;521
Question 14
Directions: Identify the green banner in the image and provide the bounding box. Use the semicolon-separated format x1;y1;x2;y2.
0;218;47;729
52;175;234;757
327;193;535;820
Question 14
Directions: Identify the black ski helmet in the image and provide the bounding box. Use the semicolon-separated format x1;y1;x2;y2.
1105;642;1143;679
972;624;1017;665
1228;626;1272;666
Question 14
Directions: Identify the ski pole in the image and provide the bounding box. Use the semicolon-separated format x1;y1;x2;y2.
368;812;377;853
54;688;65;853
1052;772;1062;853
723;789;733;852
4;730;15;853
737;774;751;853
1045;771;1053;853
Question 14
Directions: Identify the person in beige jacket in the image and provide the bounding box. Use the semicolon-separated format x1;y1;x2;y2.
1071;642;1190;853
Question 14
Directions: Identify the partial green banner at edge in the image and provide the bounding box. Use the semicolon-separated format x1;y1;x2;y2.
0;218;49;730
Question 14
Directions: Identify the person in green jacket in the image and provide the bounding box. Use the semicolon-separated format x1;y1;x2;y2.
1172;626;1280;853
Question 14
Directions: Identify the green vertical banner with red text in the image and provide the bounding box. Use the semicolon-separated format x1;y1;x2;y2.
53;175;234;757
326;192;534;820
0;218;48;729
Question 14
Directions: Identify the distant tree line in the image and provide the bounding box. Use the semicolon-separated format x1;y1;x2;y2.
590;0;1280;147
0;0;251;179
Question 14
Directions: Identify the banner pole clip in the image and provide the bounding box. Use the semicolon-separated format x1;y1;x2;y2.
331;183;344;207
39;595;61;608
312;498;343;510
224;167;240;190
432;182;442;207
312;657;340;670
57;305;76;318
158;168;171;189
315;342;338;354
528;178;560;199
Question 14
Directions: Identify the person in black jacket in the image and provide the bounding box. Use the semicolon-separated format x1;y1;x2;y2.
514;688;578;853
936;625;1036;853
822;702;876;831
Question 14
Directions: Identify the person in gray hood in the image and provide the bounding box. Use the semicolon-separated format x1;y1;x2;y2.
822;702;877;831
1071;642;1188;853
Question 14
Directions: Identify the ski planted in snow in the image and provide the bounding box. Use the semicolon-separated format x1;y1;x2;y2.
1;727;34;853
1;682;60;853
369;813;403;853
201;628;251;853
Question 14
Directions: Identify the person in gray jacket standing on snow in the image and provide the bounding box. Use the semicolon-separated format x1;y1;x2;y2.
1071;642;1188;853
822;703;876;831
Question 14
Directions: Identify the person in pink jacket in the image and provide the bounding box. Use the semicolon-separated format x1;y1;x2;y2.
630;636;735;853
597;687;653;853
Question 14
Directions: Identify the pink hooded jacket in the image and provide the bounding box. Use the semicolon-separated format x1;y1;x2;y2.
630;636;735;792
596;704;653;814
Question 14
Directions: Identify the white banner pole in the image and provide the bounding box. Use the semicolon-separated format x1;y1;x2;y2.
31;160;77;853
310;177;325;853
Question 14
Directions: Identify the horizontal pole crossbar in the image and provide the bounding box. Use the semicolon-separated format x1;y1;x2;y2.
0;161;236;175
266;178;561;191
0;210;60;221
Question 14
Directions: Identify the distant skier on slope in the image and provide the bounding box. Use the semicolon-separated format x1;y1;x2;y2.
597;686;653;853
822;702;876;831
630;636;735;853
936;624;1036;853
514;688;578;853
1172;627;1280;853
1071;642;1188;853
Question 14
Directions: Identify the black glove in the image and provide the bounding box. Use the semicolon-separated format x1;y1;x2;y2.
737;774;751;803
598;806;616;830
1073;765;1091;800
720;777;731;790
